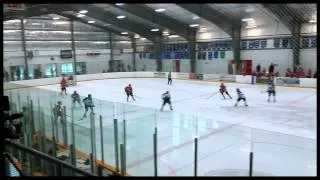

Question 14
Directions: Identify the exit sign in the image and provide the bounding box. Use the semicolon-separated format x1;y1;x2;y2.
5;4;26;10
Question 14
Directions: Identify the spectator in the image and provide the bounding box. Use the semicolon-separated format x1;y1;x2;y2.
256;63;261;74
296;68;305;78
286;68;294;77
275;71;280;77
268;63;274;76
306;69;312;78
313;71;317;78
295;63;302;72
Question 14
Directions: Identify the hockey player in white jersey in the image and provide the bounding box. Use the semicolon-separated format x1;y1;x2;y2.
267;82;276;102
234;88;248;107
160;91;173;111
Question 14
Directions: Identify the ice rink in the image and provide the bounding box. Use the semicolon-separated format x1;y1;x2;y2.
8;78;317;176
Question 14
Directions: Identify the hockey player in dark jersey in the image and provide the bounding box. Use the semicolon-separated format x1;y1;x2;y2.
53;101;63;123
82;94;95;119
124;84;135;102
220;83;232;99
168;72;172;85
160;91;173;111
234;88;248;107
71;91;82;107
267;82;276;102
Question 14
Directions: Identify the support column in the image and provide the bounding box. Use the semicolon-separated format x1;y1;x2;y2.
291;23;301;72
20;18;29;80
154;36;163;72
188;30;197;73
70;20;77;85
131;38;137;71
232;25;241;74
109;32;114;71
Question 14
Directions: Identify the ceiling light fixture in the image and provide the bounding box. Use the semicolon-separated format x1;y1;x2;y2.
115;3;125;6
31;23;41;25
77;14;86;18
246;25;257;29
88;21;95;24
151;28;159;32
242;18;255;22
53;17;60;20
79;10;88;14
4;19;20;23
162;33;170;36
52;21;69;25
162;31;169;34
140;38;146;40
309;19;317;23
121;32;128;35
117;15;126;19
168;35;179;38
193;16;200;20
189;24;199;27
155;8;166;12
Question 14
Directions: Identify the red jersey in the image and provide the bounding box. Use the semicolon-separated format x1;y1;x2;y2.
60;78;67;88
220;84;226;91
125;86;132;93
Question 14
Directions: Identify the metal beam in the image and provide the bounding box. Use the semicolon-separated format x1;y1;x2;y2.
131;38;137;71
4;4;72;21
154;36;163;71
57;12;129;38
111;4;196;41
262;4;303;72
262;4;304;32
177;4;240;36
20;18;29;80
70;4;161;42
232;26;242;73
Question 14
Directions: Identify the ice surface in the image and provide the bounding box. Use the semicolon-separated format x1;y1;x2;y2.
12;78;317;176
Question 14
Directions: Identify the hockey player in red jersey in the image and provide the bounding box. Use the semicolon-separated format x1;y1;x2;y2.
220;83;232;99
124;84;135;102
60;77;67;95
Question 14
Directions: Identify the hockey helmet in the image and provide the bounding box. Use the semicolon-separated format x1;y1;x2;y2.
74;90;77;93
88;94;92;97
57;101;62;104
129;84;131;87
236;88;240;92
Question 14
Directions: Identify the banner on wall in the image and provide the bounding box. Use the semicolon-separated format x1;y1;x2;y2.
257;76;273;84
220;74;236;82
275;77;300;86
213;51;218;59
153;72;166;78
220;51;225;59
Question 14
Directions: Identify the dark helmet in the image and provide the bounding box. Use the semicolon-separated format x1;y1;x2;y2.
129;84;131;87
236;88;240;92
74;91;77;93
88;94;92;97
57;101;62;104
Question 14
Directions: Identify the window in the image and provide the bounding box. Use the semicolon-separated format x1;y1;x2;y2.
76;62;86;75
310;37;316;48
208;52;213;60
45;64;57;78
61;63;73;76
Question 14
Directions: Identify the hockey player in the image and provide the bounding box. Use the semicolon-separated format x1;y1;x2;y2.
53;101;63;123
168;72;172;85
124;84;135;102
60;77;67;95
267;82;276;102
82;94;95;119
160;91;173;111
71;91;82;107
234;88;248;107
220;83;232;99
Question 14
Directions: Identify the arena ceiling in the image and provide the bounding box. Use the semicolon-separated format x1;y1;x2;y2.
3;3;317;41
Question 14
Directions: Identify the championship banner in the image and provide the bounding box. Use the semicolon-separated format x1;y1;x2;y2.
153;72;166;78
257;76;273;84
220;74;236;82
275;77;300;86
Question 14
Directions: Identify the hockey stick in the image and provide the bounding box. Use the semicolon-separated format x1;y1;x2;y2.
134;95;142;99
204;92;220;99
